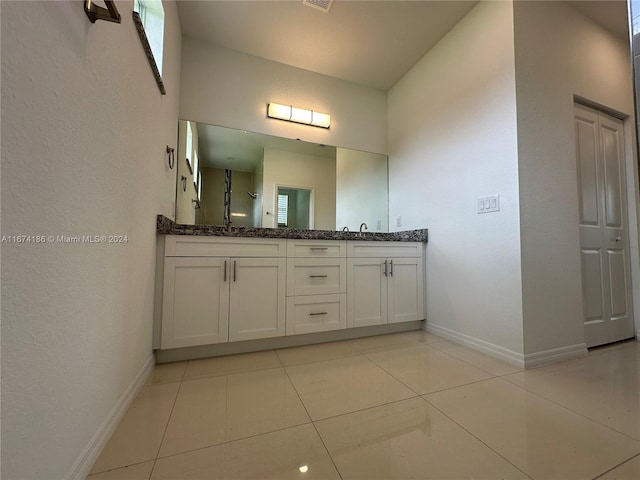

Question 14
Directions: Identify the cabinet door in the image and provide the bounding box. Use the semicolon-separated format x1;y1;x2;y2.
347;258;387;327
229;257;286;341
387;257;424;323
161;257;229;349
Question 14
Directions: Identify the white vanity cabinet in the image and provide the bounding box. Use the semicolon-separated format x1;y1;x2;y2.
285;240;347;335
161;236;286;349
347;241;424;328
157;233;426;355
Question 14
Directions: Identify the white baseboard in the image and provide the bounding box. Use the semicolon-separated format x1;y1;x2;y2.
425;323;525;368
425;323;588;369
523;343;588;368
66;354;155;480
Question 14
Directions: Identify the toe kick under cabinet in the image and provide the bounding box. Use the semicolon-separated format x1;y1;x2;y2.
158;235;424;351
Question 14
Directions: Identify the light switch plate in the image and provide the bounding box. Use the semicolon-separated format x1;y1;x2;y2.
478;195;500;214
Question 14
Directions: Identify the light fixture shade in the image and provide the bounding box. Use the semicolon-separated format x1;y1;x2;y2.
267;102;330;129
290;106;312;124
267;103;292;121
311;111;331;128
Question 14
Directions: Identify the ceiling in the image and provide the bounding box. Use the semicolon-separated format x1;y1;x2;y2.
177;0;478;91
197;123;336;171
180;1;629;170
177;1;629;93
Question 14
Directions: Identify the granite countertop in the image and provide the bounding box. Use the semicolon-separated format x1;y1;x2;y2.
157;215;428;242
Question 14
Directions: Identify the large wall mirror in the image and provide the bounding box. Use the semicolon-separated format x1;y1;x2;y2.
175;120;389;232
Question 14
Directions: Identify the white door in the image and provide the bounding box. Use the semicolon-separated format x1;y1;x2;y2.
161;257;229;349
575;104;634;347
347;257;387;327
387;257;424;324
229;257;286;341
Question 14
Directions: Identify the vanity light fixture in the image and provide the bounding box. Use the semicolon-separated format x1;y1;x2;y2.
267;103;331;129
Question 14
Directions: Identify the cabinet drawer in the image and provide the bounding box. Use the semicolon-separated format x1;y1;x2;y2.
165;235;286;257
286;239;346;257
347;241;423;258
287;258;346;296
286;294;346;335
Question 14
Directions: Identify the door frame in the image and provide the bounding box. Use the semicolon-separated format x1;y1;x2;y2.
274;183;316;229
575;97;640;342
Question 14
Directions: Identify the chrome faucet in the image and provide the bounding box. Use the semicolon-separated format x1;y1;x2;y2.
342;226;349;232
359;222;368;235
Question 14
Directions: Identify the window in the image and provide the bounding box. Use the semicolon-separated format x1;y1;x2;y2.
277;194;288;226
185;122;193;173
192;150;199;191
133;0;166;93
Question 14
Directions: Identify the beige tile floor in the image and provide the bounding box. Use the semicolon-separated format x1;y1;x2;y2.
89;332;640;480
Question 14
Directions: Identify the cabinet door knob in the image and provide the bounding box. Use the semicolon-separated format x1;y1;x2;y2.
615;236;622;242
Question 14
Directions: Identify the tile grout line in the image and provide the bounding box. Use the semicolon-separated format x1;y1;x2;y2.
152;421;315;462
361;344;501;398
86;459;156;478
426;341;523;377
499;374;640;444
592;452;640;479
148;375;186;478
280;363;345;480
420;396;534;480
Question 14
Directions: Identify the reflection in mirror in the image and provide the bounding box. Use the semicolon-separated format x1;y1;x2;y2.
175;121;389;232
277;187;313;229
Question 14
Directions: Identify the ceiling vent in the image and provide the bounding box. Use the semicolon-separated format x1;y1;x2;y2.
302;0;334;14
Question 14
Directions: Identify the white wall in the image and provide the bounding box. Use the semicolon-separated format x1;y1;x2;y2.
513;1;639;354
336;148;389;232
388;1;525;356
0;1;181;478
176;120;197;224
261;148;336;230
179;37;388;155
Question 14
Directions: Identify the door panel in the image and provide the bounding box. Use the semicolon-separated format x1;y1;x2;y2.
575;117;600;226
580;249;604;323
388;258;424;324
602;125;623;228
161;257;229;349
229;257;286;341
575;104;634;347
607;249;628;319
347;258;387;327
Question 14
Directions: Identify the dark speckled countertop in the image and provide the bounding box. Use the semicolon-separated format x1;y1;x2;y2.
157;215;428;242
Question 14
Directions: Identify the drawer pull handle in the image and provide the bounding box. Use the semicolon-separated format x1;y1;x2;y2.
233;260;237;282
309;312;328;316
389;260;393;276
309;247;328;251
224;260;227;282
309;274;328;278
383;260;388;277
